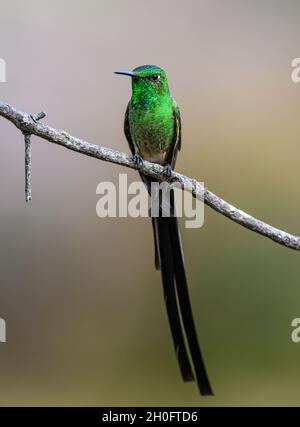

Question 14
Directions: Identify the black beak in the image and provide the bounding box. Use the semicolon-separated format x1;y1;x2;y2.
114;70;138;78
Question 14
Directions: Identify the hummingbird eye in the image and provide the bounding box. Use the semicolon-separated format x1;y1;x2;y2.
149;74;160;82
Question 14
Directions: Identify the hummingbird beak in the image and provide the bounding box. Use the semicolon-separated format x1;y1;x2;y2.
114;70;138;78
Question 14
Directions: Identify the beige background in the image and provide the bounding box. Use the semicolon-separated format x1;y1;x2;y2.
0;0;300;406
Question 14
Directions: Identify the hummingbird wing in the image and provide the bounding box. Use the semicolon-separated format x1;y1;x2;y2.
168;102;182;169
124;103;135;156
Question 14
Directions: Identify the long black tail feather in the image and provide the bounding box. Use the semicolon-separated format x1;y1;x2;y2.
151;186;213;395
154;217;195;382
168;214;213;395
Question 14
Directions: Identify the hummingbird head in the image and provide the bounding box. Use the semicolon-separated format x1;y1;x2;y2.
114;65;170;102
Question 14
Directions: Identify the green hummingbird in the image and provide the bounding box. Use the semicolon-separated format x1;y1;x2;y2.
115;65;213;396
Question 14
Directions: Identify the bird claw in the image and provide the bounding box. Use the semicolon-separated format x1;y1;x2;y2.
132;154;144;170
162;164;172;178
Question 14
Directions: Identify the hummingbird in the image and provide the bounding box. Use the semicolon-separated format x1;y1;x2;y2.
115;65;213;396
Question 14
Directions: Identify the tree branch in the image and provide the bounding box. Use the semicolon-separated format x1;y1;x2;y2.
0;100;299;251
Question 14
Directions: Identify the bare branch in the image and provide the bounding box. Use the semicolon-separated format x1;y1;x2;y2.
0;101;299;251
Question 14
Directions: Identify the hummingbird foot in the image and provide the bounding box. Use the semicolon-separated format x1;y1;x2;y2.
132;154;144;170
162;164;172;179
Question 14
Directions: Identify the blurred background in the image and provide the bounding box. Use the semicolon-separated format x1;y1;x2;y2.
0;0;300;407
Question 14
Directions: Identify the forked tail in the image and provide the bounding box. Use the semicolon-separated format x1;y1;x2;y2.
151;187;213;395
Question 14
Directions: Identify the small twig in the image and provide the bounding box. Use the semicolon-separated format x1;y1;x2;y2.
31;111;46;123
0;101;300;251
24;133;31;202
22;111;46;201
